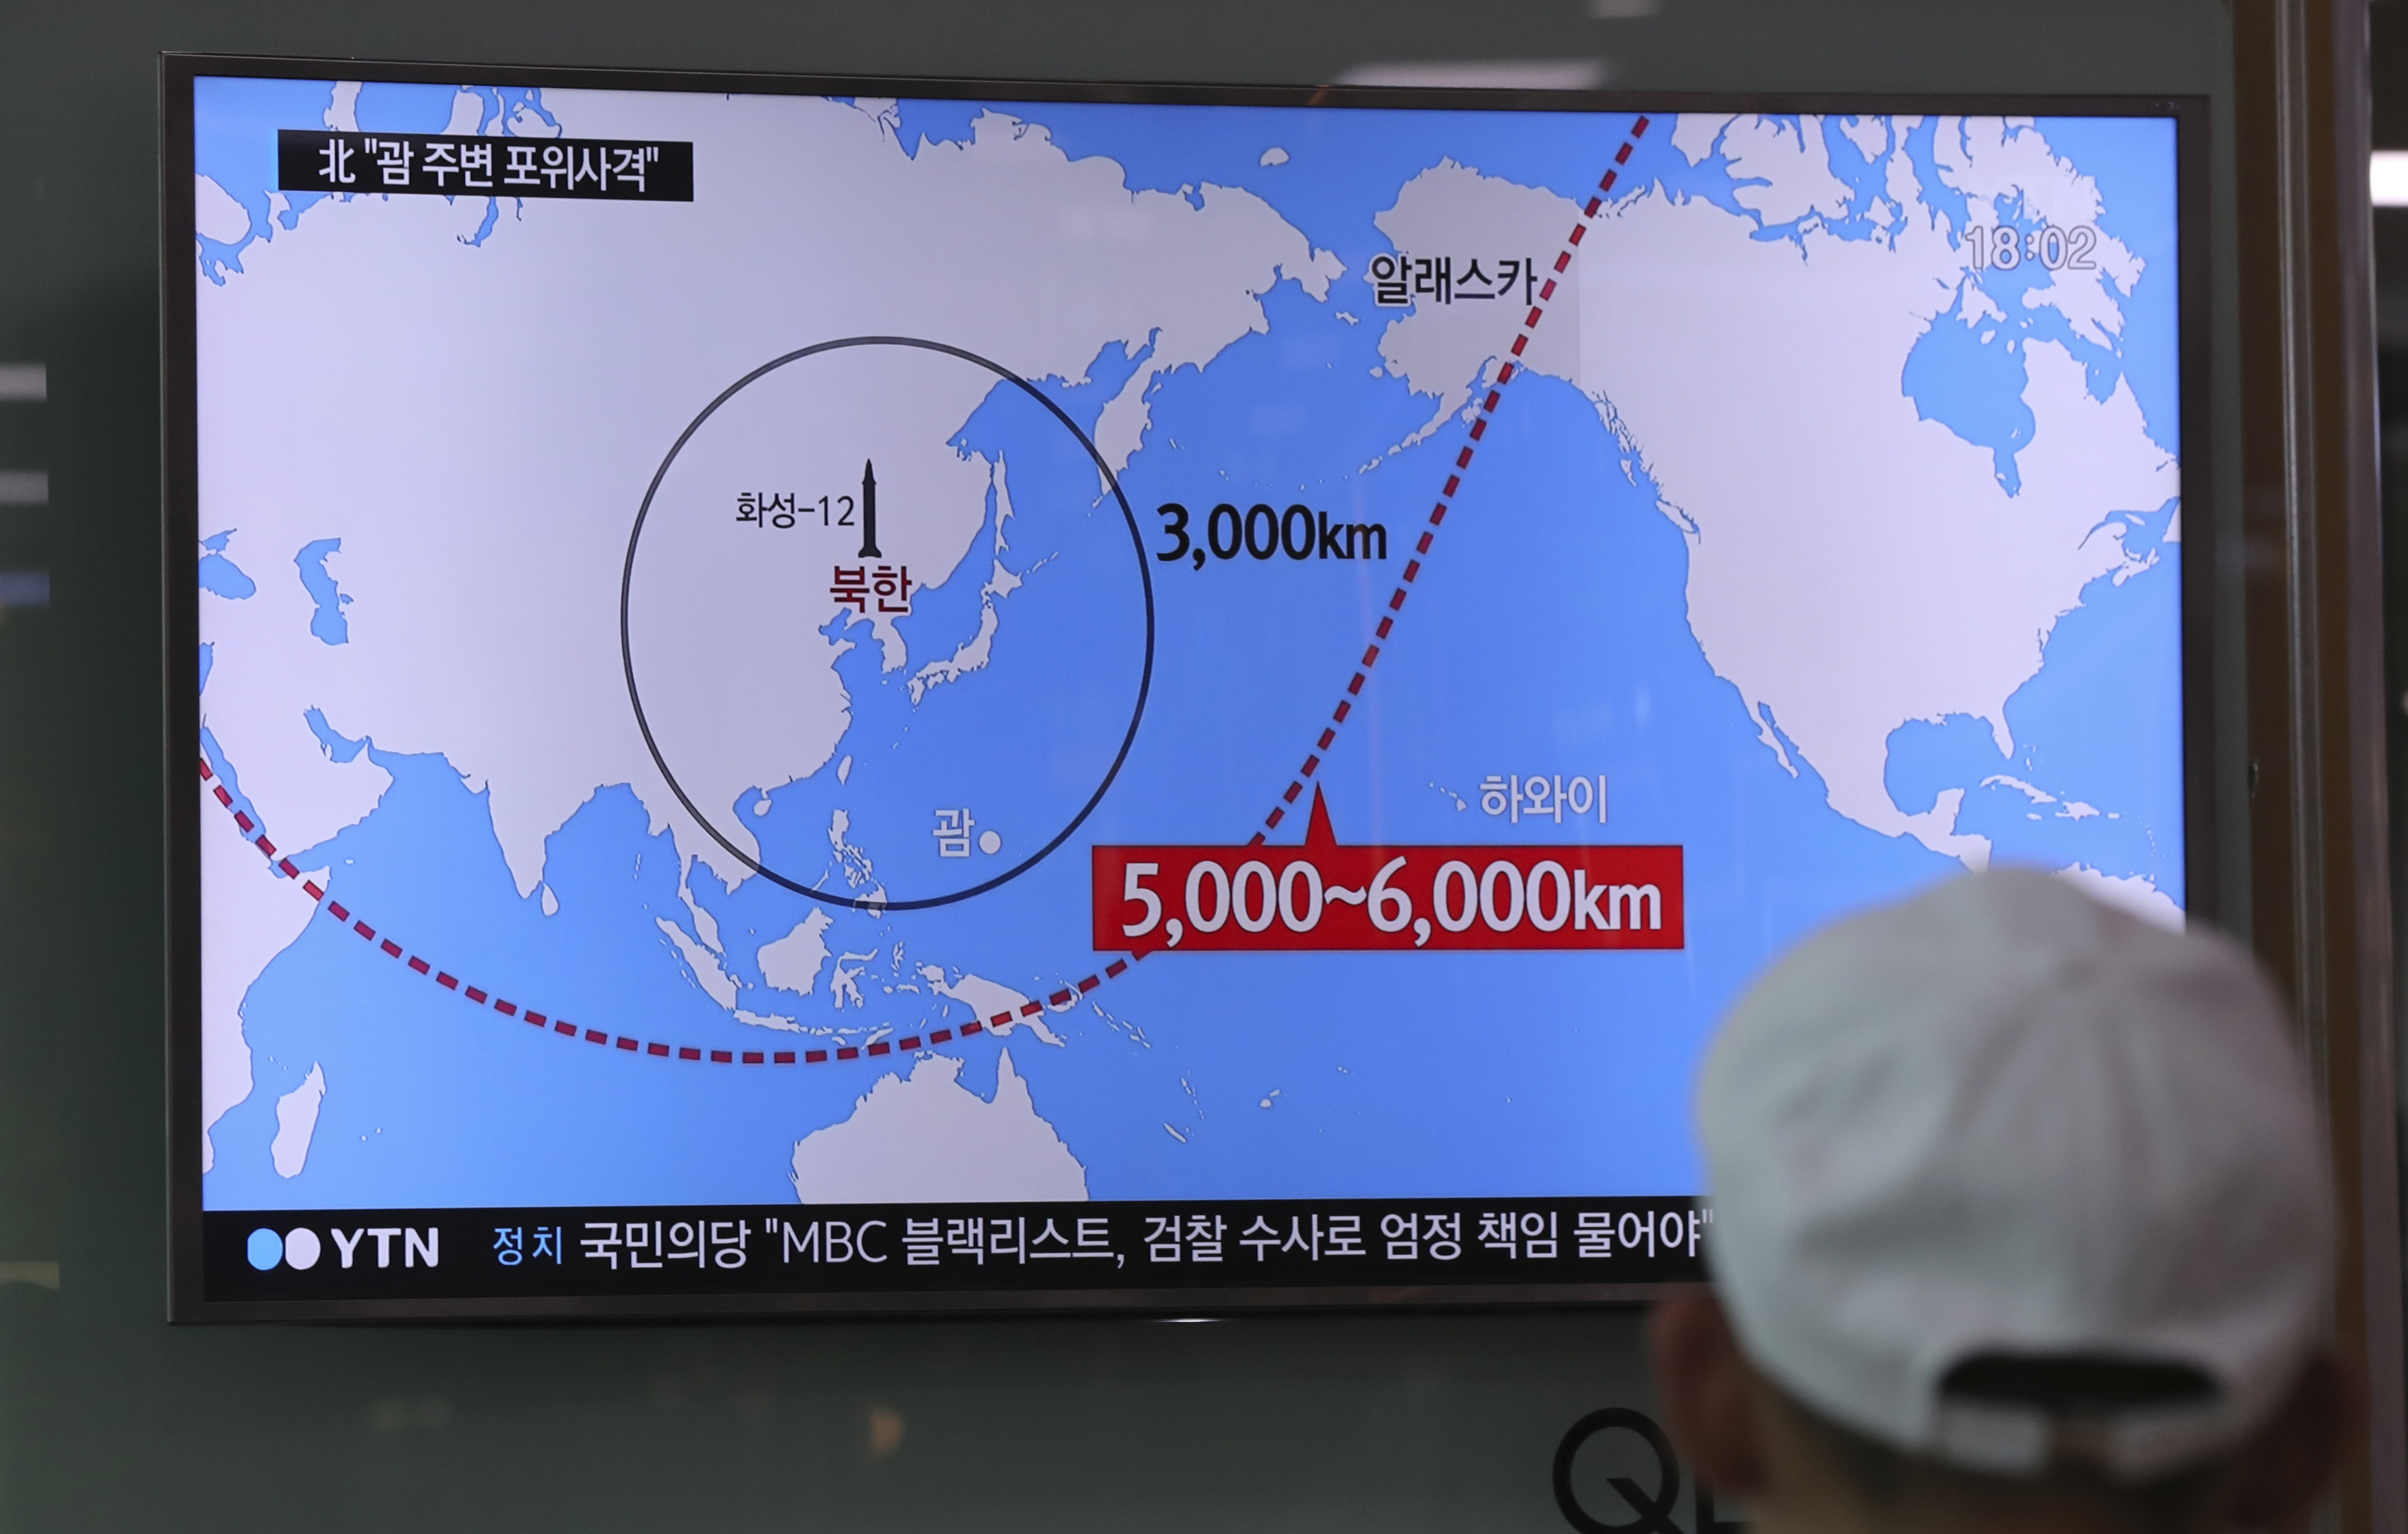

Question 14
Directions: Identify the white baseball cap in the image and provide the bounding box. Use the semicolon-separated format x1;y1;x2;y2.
1698;868;2332;1481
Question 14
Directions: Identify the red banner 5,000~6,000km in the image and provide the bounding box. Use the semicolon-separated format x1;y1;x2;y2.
1091;792;1681;956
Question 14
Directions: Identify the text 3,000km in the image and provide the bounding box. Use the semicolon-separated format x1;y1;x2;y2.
1155;502;1389;571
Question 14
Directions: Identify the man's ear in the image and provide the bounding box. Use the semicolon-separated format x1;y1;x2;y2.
2222;1349;2360;1528
1650;1287;1772;1496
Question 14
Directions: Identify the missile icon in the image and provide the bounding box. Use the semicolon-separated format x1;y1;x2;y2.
858;459;880;559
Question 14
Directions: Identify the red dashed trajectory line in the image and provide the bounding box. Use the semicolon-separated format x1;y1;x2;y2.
199;118;1648;1069
202;746;1132;1064
202;750;1138;1068
1247;115;1649;847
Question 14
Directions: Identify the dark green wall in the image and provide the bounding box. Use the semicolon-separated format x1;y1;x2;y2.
0;3;2236;1528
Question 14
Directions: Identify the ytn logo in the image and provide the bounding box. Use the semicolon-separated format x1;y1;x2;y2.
246;1226;440;1271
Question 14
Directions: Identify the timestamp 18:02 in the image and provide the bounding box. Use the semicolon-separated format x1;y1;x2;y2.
1965;223;2099;273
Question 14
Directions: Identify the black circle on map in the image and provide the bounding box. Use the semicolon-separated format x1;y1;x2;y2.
620;336;1156;912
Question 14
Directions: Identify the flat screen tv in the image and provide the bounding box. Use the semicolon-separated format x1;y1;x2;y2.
165;54;2208;1319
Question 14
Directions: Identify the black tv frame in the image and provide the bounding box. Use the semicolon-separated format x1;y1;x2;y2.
162;52;2215;1322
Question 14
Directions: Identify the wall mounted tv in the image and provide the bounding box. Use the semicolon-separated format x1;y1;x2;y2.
165;55;2207;1319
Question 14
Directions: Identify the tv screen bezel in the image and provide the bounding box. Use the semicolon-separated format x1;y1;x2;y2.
162;52;2215;1323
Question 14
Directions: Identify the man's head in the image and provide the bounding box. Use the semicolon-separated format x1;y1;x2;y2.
1651;869;2354;1532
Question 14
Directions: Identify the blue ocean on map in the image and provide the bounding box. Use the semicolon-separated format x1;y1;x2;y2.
295;537;350;645
196;529;254;599
193;75;556;280
199;88;2186;1211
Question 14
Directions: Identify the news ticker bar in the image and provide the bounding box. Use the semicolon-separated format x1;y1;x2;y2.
205;1196;1708;1302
